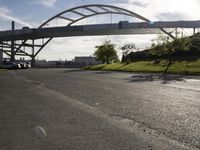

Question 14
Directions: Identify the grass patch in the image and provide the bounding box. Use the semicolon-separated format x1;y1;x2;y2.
0;69;7;73
85;59;200;75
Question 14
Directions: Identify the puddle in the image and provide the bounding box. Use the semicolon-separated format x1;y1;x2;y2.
35;126;47;138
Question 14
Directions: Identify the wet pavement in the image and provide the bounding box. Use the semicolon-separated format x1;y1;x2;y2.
0;68;200;150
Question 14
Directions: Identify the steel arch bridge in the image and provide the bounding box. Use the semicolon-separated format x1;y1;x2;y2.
0;4;199;63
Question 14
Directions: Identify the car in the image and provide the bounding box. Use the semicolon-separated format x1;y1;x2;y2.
22;26;30;30
0;61;21;69
18;62;28;69
26;62;31;68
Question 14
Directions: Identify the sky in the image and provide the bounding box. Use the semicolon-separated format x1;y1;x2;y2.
0;0;200;60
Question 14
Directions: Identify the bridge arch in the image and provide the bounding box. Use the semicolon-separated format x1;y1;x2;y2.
13;4;173;62
39;4;150;28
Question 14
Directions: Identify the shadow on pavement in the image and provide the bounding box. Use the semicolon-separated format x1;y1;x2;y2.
61;69;86;73
128;74;186;84
61;69;113;75
94;71;113;74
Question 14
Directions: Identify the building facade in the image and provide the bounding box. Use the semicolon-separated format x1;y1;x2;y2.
74;56;101;66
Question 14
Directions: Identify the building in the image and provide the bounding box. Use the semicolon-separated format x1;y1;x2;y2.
0;51;2;65
35;60;65;68
33;57;102;68
35;60;49;68
74;56;102;66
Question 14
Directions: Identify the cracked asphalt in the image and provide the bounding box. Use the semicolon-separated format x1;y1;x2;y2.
0;68;200;150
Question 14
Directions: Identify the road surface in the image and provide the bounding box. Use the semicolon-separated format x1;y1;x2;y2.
0;68;200;150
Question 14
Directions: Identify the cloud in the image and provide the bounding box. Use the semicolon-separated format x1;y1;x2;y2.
114;0;200;21
29;0;57;8
156;12;188;21
131;1;149;7
38;34;156;60
0;6;32;28
40;36;106;60
0;13;33;27
0;6;10;14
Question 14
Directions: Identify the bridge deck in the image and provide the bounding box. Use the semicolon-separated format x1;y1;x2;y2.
0;20;200;41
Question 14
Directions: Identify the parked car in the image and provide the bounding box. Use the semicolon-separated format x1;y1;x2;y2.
18;62;28;69
26;62;31;68
0;61;21;69
22;26;30;30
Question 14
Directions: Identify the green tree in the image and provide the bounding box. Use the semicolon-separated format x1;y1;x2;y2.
121;43;136;62
150;34;171;57
150;35;190;64
172;37;191;51
190;33;200;51
94;41;118;64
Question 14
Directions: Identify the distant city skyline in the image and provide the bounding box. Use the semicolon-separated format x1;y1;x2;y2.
0;0;200;60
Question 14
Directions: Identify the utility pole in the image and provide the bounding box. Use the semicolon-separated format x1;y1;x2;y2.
11;21;15;62
175;28;178;38
193;28;196;35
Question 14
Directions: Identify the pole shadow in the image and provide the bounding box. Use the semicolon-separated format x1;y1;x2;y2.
128;74;186;84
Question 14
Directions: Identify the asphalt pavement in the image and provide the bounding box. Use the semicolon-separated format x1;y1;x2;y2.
0;68;200;150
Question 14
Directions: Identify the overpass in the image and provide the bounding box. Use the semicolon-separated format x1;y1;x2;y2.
0;4;199;63
1;20;200;41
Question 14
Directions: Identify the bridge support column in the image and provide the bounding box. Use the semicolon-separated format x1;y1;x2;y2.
31;39;36;67
11;21;15;62
31;57;36;67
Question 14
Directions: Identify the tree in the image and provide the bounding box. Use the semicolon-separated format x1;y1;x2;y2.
150;35;190;64
172;37;191;52
94;41;118;64
121;43;136;62
190;33;200;51
150;34;191;74
150;34;171;57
